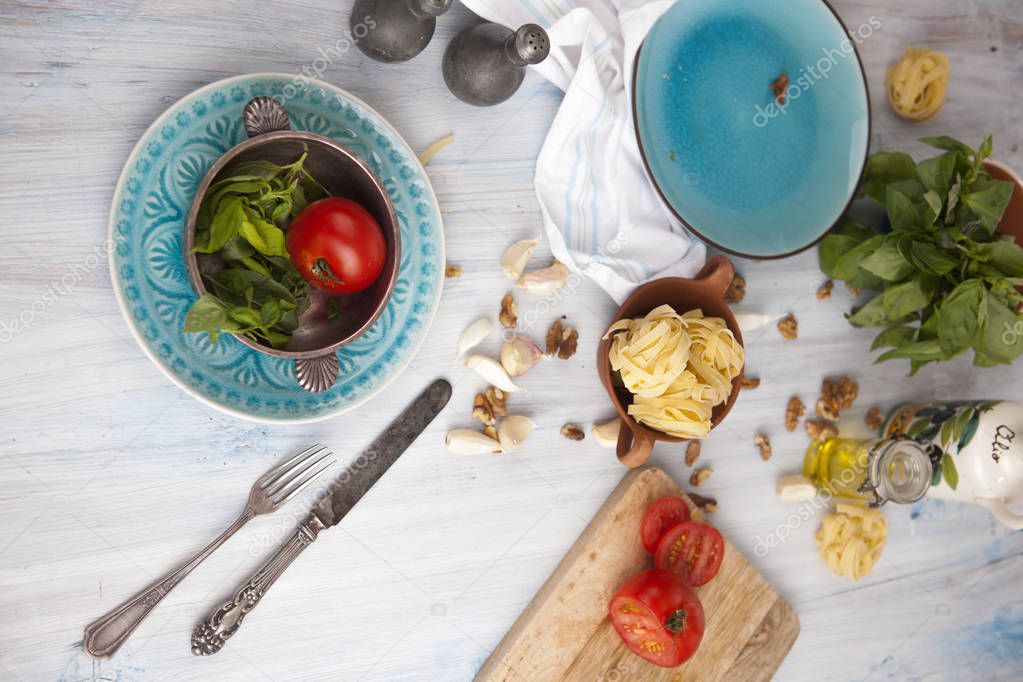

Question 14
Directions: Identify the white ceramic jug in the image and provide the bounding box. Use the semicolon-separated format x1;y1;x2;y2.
883;401;1023;529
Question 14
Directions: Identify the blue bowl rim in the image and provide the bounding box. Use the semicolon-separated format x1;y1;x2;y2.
631;0;872;260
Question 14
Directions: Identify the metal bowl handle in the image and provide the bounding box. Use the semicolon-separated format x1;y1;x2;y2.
243;97;292;137
295;354;340;393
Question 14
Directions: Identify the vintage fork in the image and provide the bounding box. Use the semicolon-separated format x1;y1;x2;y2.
82;444;335;658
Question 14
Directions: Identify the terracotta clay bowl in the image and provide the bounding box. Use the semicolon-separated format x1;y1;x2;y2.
597;256;745;468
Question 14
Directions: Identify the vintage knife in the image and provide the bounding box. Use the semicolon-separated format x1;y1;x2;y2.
190;378;451;655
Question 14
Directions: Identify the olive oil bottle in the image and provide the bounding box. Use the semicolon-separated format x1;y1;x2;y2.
803;437;933;506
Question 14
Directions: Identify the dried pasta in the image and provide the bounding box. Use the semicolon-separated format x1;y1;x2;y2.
886;46;950;122
816;503;888;581
605;305;744;439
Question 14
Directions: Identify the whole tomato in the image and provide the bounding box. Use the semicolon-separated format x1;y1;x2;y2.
286;197;387;294
609;568;705;667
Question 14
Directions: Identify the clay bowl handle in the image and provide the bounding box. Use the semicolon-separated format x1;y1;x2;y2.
693;255;735;297
617;420;655;468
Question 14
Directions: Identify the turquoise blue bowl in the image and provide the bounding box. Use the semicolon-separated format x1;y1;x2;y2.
109;74;444;423
633;0;870;258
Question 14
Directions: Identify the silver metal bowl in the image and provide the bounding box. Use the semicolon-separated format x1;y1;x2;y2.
183;97;401;393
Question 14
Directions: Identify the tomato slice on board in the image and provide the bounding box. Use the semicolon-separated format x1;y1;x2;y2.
608;568;706;668
654;521;725;587
640;496;692;553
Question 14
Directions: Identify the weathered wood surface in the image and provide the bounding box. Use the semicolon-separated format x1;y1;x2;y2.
0;1;1021;680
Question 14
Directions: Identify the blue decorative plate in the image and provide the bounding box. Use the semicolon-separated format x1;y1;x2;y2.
109;74;444;422
634;0;870;258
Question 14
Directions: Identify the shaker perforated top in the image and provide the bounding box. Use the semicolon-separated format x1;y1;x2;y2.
514;24;550;65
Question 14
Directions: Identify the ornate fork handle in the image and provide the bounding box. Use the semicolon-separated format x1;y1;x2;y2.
83;508;256;658
191;515;325;655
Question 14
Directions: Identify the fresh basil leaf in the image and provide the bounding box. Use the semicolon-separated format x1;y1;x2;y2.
238;212;287;257
833;235;885;281
886;187;921;231
910;242;958;276
977;239;1023;276
326;298;341;320
260;329;292;349
883;276;935;321
260;299;283;327
183;294;228;334
919;136;975;157
976;136;993;166
871;325;916;350
876;338;945;362
936;280;984;356
862;152;918;203
819;220;878;277
847;295;889;327
220;236;255;263
227;307;262;328
971;294;1023;365
917;152;958;195
962;180;1014;232
861;237;916;281
923;190;943;221
194;196;245;254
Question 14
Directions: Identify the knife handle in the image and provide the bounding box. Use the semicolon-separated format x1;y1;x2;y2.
191;516;325;656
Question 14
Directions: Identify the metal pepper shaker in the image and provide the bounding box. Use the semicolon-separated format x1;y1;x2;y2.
350;0;453;63
443;22;550;106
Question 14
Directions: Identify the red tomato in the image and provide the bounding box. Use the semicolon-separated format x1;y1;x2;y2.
654;521;724;587
640;497;692;553
608;568;705;668
286;198;387;294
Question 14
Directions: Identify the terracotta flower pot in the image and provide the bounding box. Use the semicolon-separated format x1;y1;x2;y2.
985;159;1023;243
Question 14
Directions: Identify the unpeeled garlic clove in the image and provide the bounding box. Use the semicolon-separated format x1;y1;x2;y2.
464;355;522;393
456;318;495;358
498;415;536;453
517;261;570;296
501;238;540;280
591;418;622;448
446;429;502;454
775;473;817;502
500;335;544;377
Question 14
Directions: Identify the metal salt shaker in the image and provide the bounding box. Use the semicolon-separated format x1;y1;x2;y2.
443;22;551;106
350;0;453;63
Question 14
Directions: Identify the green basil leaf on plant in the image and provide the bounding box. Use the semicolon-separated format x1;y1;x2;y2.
871;325;917;350
228;307;262;328
916;152;957;195
971;294;1023;365
833;235;885;281
977;240;1023;276
936;280;984;356
910;242;958;276
848;294;889;327
876;339;944;363
882;276;935;321
962;180;1013;232
238;213;287;257
923;190;943;222
862;152;918;203
183;294;229;334
861;237;916;281
885;187;922;231
919;136;975;157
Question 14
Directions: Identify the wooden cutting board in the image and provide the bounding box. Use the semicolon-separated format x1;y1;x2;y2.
476;467;799;681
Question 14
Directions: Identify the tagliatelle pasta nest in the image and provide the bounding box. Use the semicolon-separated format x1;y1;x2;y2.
886;46;950;122
816;503;888;581
604;305;744;439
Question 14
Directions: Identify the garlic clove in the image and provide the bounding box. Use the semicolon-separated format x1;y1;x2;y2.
500;335;544;377
734;312;778;332
446;429;502;454
775;473;817;502
517;261;570;296
498;415;536;453
456;318;495;358
591;418;622;448
464;355;522;393
501;238;540;281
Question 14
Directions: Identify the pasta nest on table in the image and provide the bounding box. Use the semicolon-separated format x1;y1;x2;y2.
887;46;950;122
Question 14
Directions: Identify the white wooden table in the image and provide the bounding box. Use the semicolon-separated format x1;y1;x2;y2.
1;1;1022;680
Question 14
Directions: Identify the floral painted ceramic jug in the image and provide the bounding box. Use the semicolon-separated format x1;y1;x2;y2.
883;401;1023;529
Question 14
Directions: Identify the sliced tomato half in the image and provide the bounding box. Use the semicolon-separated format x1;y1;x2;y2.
640;496;692;554
654;520;724;587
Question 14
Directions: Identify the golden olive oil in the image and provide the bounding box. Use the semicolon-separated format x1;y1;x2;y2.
803;438;932;505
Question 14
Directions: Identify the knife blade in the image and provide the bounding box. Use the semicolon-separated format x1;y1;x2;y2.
191;378;451;655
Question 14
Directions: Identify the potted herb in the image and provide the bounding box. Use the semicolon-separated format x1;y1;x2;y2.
820;136;1023;373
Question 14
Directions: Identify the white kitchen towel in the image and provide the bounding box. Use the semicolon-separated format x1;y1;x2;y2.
460;0;707;303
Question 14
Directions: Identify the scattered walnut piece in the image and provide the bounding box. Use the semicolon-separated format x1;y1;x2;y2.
484;386;507;417
685;441;701;466
740;375;761;390
805;419;839;441
557;325;579;360
819;375;859;419
690;467;713;487
472;393;496;426
687;491;716;509
545;319;563;355
725;274;746;304
755;434;772;461
444;263;462;278
483;425;498;440
777;313;798;340
865;407;884;432
561;423;585;441
816;280;834;301
785;397;805;432
845;282;861;297
499;293;518;329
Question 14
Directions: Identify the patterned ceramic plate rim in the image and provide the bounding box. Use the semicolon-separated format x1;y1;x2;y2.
107;73;445;423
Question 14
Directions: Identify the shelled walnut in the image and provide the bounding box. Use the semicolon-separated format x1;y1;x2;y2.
499;293;518;328
740;376;761;390
755;434;772;461
805;419;838;440
785;397;805;432
777;313;798;340
865;407;884;431
690;467;713;486
561;423;585;441
725;274;746;304
816;280;833;300
685;441;701;466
